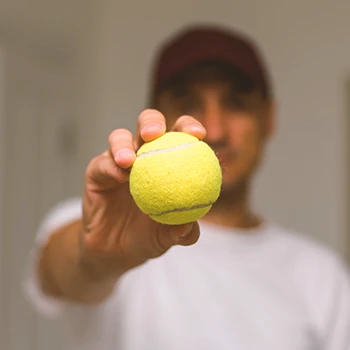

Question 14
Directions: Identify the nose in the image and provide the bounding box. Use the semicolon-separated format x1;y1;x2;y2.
202;102;227;145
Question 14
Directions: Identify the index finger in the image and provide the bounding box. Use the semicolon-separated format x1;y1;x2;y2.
171;115;206;140
134;109;166;149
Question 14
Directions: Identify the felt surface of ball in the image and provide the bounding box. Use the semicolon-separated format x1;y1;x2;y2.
129;132;222;225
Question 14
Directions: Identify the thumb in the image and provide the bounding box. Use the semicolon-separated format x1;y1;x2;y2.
172;221;200;247
140;221;201;260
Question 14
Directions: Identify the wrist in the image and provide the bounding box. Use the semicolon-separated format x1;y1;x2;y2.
78;234;134;286
77;250;120;286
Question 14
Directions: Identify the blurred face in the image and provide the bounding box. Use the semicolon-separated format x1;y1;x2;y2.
154;64;275;195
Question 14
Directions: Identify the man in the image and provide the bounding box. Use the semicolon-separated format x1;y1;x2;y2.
24;25;350;350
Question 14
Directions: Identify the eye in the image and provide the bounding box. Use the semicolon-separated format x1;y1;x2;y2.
223;94;246;110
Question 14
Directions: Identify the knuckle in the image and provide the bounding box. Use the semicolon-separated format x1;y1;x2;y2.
139;109;164;124
108;128;130;144
108;129;118;143
140;108;159;117
85;152;107;175
87;154;102;170
178;115;196;124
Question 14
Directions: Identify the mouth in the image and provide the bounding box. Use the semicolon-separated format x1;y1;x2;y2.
218;157;229;170
212;148;238;169
213;150;230;168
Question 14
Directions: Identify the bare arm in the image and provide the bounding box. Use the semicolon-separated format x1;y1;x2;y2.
38;219;118;304
36;110;204;305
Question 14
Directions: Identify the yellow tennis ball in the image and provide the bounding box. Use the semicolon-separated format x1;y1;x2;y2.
129;131;222;225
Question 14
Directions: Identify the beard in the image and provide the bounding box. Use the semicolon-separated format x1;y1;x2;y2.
208;141;261;205
219;173;251;201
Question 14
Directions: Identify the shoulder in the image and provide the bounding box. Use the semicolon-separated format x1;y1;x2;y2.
269;223;350;312
268;223;348;273
271;224;350;340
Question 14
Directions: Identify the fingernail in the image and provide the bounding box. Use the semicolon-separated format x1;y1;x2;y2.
142;123;164;133
115;148;134;162
177;223;193;240
184;125;205;134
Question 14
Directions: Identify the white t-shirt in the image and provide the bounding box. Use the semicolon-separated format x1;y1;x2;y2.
23;198;350;350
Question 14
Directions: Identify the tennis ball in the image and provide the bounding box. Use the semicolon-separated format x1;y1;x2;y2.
129;131;222;225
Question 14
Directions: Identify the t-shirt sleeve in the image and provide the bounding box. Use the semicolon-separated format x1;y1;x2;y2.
306;249;350;350
321;256;350;350
22;197;82;319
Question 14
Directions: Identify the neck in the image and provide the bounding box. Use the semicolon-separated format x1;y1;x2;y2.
202;180;261;229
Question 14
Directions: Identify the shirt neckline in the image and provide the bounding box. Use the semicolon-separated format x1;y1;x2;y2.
197;219;275;249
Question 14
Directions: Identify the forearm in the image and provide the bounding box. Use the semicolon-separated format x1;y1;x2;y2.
38;219;118;305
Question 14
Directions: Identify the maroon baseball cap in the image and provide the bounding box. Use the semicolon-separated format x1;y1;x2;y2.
150;25;272;98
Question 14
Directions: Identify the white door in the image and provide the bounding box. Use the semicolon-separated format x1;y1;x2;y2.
0;44;79;350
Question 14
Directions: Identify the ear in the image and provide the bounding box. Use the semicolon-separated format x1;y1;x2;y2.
263;99;277;140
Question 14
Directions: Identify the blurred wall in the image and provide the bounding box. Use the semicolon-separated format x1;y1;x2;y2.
0;46;5;344
80;0;350;257
0;2;96;349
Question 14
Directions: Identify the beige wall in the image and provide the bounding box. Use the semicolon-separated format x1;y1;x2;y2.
0;46;5;346
80;0;350;257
